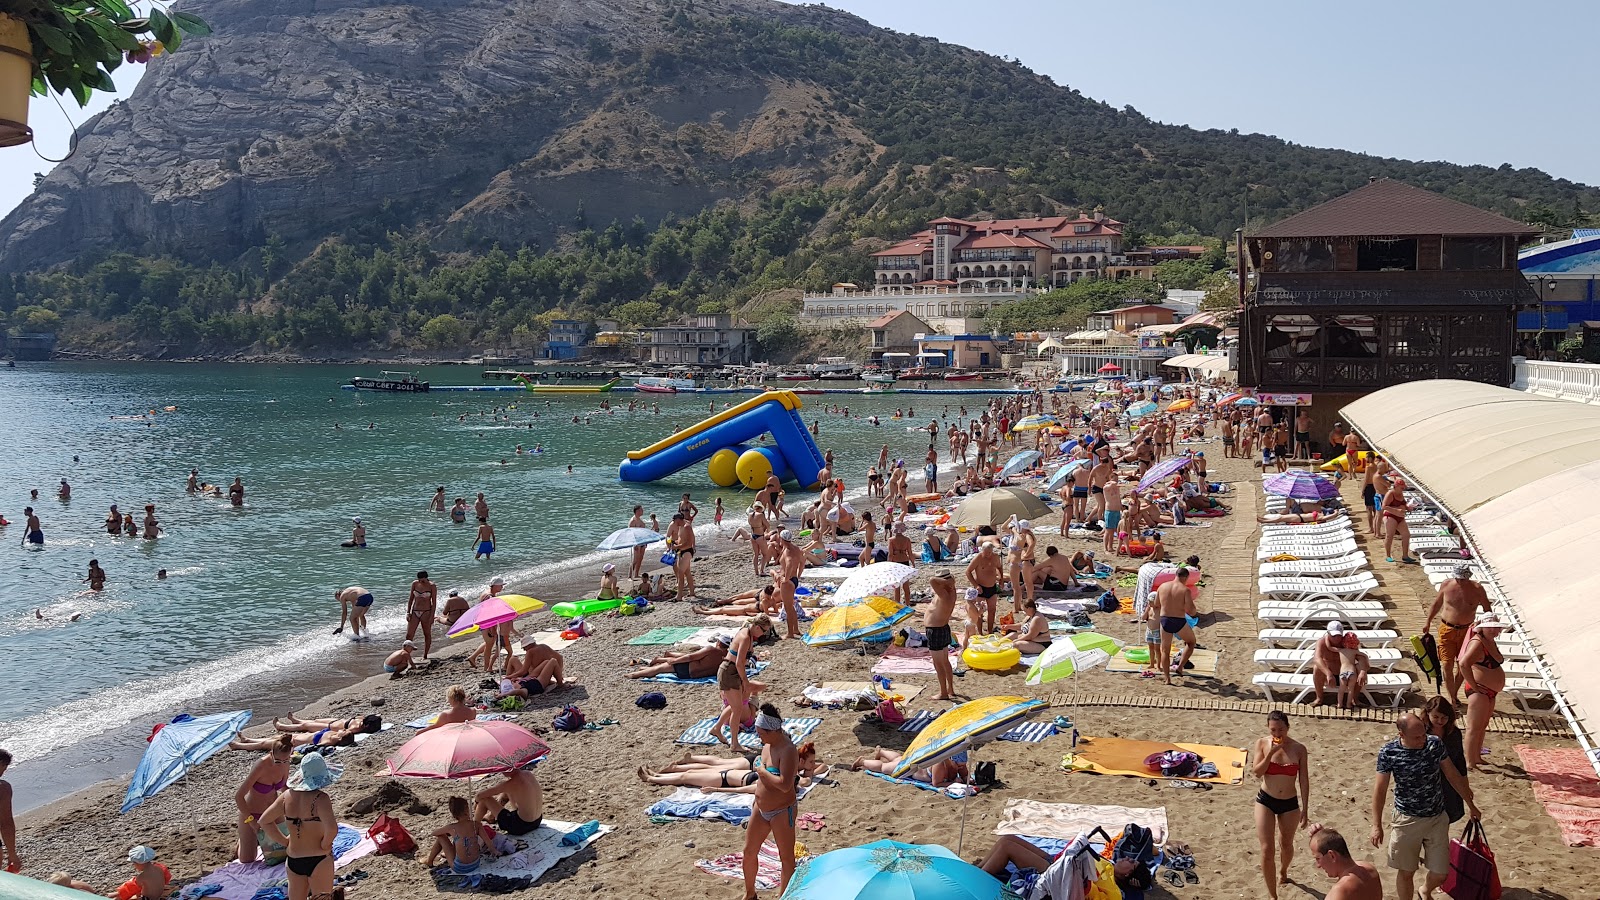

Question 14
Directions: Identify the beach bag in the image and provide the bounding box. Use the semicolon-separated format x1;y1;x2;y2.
1144;750;1199;778
973;761;999;786
635;691;667;710
1112;823;1157;892
873;697;906;725
367;813;417;856
660;551;677;566
1411;633;1442;690
1443;820;1501;900
553;705;587;732
1069;612;1093;629
1098;592;1120;613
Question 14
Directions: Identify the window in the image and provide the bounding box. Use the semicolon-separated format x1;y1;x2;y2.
1265;315;1321;359
1385;315;1442;357
1356;238;1417;271
1320;315;1378;358
1448;314;1504;358
1442;237;1504;270
1075;224;1091;233
1272;239;1335;273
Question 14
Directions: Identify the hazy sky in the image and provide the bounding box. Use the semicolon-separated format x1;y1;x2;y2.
3;1;1593;220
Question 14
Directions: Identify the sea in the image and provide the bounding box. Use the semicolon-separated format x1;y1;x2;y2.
0;362;1015;809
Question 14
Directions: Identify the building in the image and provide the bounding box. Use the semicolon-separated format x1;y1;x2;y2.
913;333;1003;369
1108;304;1178;333
639;314;754;367
1517;229;1600;353
867;310;930;362
539;319;588;360
1240;177;1539;435
870;210;1125;291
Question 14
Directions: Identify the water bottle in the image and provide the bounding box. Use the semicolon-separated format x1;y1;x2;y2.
1071;727;1079;749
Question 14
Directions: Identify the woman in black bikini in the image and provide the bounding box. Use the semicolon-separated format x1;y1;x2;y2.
234;734;292;864
1457;613;1506;770
741;703;800;900
637;743;822;791
261;752;340;900
1249;711;1309;900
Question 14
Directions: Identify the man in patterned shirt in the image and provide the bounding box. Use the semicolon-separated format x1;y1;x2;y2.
1370;713;1479;900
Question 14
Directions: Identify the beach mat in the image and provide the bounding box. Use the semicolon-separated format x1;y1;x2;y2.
863;770;974;799
898;710;1056;743
195;826;371;900
430;818;610;892
649;782;820;824
993;799;1168;845
1068;736;1245;784
1105;647;1220;678
627;626;705;645
677;715;820;745
1515;744;1600;847
525;630;578;651
872;646;959;675
697;841;801;891
820;681;925;704
643;661;767;685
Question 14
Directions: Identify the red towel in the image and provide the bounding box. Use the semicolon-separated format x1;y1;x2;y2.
1515;745;1600;847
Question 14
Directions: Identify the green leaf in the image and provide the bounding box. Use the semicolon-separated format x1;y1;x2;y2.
148;8;175;46
85;67;117;93
96;0;135;21
162;26;182;53
171;12;212;36
33;25;75;56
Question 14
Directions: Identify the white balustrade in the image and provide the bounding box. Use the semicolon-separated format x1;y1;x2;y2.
1514;357;1600;405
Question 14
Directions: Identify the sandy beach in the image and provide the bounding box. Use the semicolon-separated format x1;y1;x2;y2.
12;445;1593;899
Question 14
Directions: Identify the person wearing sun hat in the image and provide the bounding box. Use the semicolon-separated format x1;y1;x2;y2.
262;752;341;900
1459;612;1507;769
116;845;171;899
598;563;620;601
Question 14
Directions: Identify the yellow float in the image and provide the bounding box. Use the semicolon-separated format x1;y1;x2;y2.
707;448;741;487
1319;451;1372;473
962;634;1021;671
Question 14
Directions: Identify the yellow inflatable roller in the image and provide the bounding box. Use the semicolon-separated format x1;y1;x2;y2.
1320;451;1371;473
962;635;1021;671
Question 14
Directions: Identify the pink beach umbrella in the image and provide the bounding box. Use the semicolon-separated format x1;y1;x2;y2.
447;596;519;638
386;721;550;779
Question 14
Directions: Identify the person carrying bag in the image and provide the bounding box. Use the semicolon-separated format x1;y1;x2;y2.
1442;819;1500;900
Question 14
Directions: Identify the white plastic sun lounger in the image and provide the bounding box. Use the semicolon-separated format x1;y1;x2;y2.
1260;518;1352;533
1257;604;1391;629
1260;526;1355;543
1503;677;1557;716
1252;671;1415;708
1258;553;1370;579
1258;598;1386;613
1257;539;1359;562
1258;572;1379;603
1254;647;1403;672
1407;536;1464;554
1258;628;1399;649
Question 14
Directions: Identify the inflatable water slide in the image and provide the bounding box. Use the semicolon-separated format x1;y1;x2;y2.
618;390;826;489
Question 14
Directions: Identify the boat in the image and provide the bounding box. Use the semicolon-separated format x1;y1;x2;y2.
635;383;677;394
515;376;620;394
942;370;982;382
349;371;429;392
637;375;696;391
861;383;897;394
862;372;897;385
809;357;861;380
896;367;928;380
775;372;813;382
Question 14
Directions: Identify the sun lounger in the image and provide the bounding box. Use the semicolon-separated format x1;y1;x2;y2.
1258;554;1370;578
1257;572;1379;603
1258;598;1387;613
1258;628;1399;648
1259;520;1353;536
1253;647;1403;672
1406;536;1464;553
1257;603;1391;629
1503;677;1558;716
1252;671;1414;708
1256;539;1360;562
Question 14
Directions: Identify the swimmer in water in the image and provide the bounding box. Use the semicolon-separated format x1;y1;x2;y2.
187;469;200;493
450;498;468;523
343;517;367;548
474;518;496;560
430;487;446;512
23;507;43;547
156;569;168;580
86;559;106;591
36;609;82;622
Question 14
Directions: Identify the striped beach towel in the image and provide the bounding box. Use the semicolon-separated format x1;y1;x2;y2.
676;715;821;746
642;661;767;685
898;710;1056;743
696;841;796;890
863;770;974;799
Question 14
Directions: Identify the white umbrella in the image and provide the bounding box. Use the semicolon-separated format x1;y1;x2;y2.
596;527;664;551
830;562;916;605
997;450;1042;480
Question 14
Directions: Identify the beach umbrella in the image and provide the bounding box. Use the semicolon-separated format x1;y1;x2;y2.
997;449;1042;480
1045;458;1090;492
1126;401;1157;419
1233;396;1260;407
1263;471;1340;501
386;720;550;779
1216;392;1244;406
1097;363;1122;373
780;840;1014;900
1011;414;1060;432
596;527;663;551
0;872;108;899
1166;398;1194;412
123;710;252;813
804;595;913;646
1135;456;1192;492
447;594;545;638
831;563;917;605
947;487;1050;529
1025;632;1123;685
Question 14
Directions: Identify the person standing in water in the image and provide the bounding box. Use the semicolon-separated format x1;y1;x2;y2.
86;560;107;591
228;477;245;507
627;504;650;579
335;585;374;639
142;504;160;540
187;469;200;493
105;504;122;536
429;487;446;512
474;518;496;560
22;508;42;548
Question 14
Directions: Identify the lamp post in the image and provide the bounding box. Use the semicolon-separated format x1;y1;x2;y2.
1539;277;1559;350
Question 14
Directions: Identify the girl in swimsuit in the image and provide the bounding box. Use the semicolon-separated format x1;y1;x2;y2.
742;704;800;900
1250;710;1309;900
234;734;292;864
424;796;499;874
261;752;340;900
1458;614;1506;769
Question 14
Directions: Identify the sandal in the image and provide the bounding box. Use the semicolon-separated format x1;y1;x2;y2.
1162;870;1184;888
1184;870;1200;885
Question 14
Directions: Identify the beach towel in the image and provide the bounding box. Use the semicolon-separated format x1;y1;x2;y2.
643;661;768;685
993;799;1168;844
522;630;578;651
1035;597;1092;618
696;841;802;891
430;818;610;891
1514;745;1600;847
872;646;960;675
898;710;1056;743
676;714;820;745
819;681;924;704
349;723;393;744
626;626;706;645
1066;736;1245;784
188;862;286;900
1105;647;1220;678
403;712;511;729
648;784;818;824
863;770;976;799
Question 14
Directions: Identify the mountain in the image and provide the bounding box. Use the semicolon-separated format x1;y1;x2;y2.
2;0;1597;350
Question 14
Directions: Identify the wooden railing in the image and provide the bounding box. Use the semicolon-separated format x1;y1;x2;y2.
1513;357;1600;405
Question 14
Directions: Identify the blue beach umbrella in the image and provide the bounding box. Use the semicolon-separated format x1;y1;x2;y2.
782;840;1019;900
1234;396;1260;407
0;872;104;899
1046;458;1090;492
997;450;1042;480
596;527;664;551
1135;456;1192;492
123;710;252;813
1126;401;1158;419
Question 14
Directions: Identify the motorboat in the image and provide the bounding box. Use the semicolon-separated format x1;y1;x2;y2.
942;370;982;382
862;372;897;384
515;376;620;394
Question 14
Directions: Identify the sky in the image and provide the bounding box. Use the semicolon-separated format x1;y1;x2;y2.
2;0;1595;220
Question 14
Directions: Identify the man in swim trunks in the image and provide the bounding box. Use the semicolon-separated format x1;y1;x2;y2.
473;518;496;560
1154;566;1198;685
335;585;373;639
229;477;245;507
626;642;723;680
772;531;806;638
187;469;200;493
474;768;542;837
667;512;696;600
925;571;958;700
1311;622;1346;707
473;493;490;521
407;570;438;658
1033;545;1080;592
22;507;42;547
384;640;416;677
1424;564;1491;706
964;544;1003;633
439;590;469;629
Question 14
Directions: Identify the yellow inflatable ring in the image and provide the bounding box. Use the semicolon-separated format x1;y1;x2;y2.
962;635;1021;671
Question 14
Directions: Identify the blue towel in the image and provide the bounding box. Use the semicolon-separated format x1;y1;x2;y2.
675;714;820;745
249;888;289;900
646;791;758;824
643;661;768;685
331;823;361;859
863;770;968;799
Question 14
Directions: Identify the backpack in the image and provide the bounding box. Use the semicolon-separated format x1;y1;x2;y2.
635;691;667;710
553;705;587;732
874;697;905;725
1112;822;1157;891
367;813;417;855
973;760;999;786
1145;750;1199;778
1098;591;1120;613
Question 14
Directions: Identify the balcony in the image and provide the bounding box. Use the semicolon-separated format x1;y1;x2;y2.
1514;357;1600;405
953;252;1038;263
875;262;923;271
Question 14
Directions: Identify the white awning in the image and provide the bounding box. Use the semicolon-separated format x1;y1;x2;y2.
1065;330;1111;341
1140;322;1187;335
1162;354;1205;368
1194;357;1231;373
1343;381;1600;771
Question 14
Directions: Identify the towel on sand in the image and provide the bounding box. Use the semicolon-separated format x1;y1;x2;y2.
643;661;767;685
522;630;578;651
404;712;511;729
429;818;609;891
1515;745;1600;847
863;770;976;798
649;784;818;824
676;715;820;746
993;799;1168;844
872;646;959;675
697;841;802;891
194;828;373;900
626;626;705;645
1066;736;1245;784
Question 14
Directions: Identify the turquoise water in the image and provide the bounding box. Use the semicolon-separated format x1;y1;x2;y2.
0;363;990;784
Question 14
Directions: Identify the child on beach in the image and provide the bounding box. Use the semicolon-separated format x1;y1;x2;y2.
1336;633;1371;709
424;796;500;874
713;497;723;527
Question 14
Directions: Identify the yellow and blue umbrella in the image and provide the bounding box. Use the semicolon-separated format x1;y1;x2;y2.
1011;414;1060;432
805;595;912;647
781;840;1019;900
891;695;1047;778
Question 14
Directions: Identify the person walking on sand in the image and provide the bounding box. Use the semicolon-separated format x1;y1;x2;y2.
771;532;805;639
924;571;958;701
406;570;439;658
1423;564;1491;706
0;748;18;874
1370;713;1479;900
742;704;801;900
334;585;374;639
473;517;496;560
229;477;245;507
1251;711;1310;899
1307;825;1382;900
1154;566;1198;685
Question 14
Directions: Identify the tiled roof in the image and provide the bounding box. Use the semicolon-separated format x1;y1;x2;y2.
872;239;931;258
955;233;1052;251
1050;218;1123;238
868;310;929;328
1251;179;1539;239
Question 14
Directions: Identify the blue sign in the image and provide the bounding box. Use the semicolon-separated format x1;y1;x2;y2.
1516;308;1569;331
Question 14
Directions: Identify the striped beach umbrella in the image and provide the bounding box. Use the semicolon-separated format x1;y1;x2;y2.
804;595;913;647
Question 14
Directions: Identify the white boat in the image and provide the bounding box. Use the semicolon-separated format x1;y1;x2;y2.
809;357;861;380
862;372;896;384
637;375;696;390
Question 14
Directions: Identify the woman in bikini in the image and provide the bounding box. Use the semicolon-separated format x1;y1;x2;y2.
638;743;823;791
851;747;969;787
1457;613;1506;769
234;734;292;864
1007;518;1037;611
260;752;340;900
1250;710;1309;900
998;596;1052;655
232;717;378;751
1380;478;1415;563
745;502;769;576
742;703;800;900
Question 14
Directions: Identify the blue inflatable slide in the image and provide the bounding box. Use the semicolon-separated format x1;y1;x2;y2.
618;390;826;489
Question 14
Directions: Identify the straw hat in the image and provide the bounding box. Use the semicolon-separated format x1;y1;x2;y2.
287;752;344;792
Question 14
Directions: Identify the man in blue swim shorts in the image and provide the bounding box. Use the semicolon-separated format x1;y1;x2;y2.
335;585;374;640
